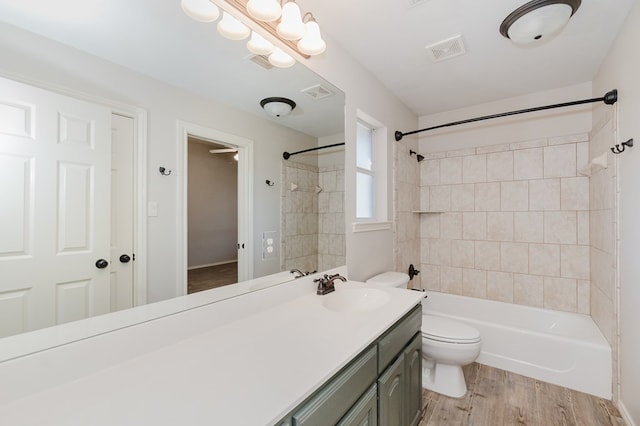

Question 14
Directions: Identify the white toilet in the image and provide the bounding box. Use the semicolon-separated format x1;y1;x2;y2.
366;272;482;398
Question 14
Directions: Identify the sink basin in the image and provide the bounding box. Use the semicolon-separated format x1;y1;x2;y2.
322;288;390;313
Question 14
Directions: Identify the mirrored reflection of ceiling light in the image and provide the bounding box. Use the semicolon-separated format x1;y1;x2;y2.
297;14;326;56
247;31;275;55
181;0;220;22
260;97;297;117
277;1;306;41
217;11;250;40
247;0;282;22
500;0;581;44
268;47;295;68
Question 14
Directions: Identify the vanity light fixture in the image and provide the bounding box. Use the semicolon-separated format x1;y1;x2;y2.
260;97;296;117
500;0;581;44
182;0;326;68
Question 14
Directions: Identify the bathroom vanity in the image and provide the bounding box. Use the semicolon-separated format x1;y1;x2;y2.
0;270;424;425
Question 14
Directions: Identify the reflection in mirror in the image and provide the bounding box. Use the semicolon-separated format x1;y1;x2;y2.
0;0;345;349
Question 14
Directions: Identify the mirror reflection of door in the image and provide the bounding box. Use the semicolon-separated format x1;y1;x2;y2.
187;138;238;294
0;77;135;338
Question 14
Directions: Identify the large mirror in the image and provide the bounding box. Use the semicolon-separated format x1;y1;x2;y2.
0;0;345;349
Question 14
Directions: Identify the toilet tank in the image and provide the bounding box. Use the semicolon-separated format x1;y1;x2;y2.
366;272;410;289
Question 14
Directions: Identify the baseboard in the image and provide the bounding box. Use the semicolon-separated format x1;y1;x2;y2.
188;260;237;270
618;400;637;426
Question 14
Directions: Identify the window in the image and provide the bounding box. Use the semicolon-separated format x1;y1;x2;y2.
356;121;375;219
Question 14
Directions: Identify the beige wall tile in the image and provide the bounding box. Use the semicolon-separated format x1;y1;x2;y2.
514;274;544;307
430;185;451;212
510;138;547;151
577;211;589;245
544;144;576;178
420;186;430;211
548;133;589;145
441;266;463;295
501;181;529;211
463;212;487;240
529;243;560;276
487;151;514;182
475;182;501;211
577;279;590;315
451;184;475;212
422;264;441;291
475;241;500;271
420;238;430;264
430;238;451;266
561;177;589;211
447;147;476;157
477;143;510;154
440;157;462;184
421;160;440;185
561;245;590;279
544;277;577;312
529;179;560;211
500;242;528;273
451;239;475;268
591;246;614;299
420;214;440;238
513;148;543;180
576;141;589;173
544;211;577;244
463;268;487;298
463;154;487;183
590;283;615;344
425;152;446;160
440;213;462;239
487;271;514;303
514;212;543;243
487;212;514;241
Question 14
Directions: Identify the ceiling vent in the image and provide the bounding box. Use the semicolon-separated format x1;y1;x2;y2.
248;54;273;70
301;84;335;100
425;35;466;62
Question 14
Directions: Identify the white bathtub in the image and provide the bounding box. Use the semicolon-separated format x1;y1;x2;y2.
422;291;612;399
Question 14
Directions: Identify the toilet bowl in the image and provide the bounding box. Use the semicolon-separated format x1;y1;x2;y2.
366;272;482;398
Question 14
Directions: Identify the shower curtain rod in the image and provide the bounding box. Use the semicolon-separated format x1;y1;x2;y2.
394;89;618;142
283;142;345;160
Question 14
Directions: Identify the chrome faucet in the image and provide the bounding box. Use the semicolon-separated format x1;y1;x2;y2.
314;273;347;295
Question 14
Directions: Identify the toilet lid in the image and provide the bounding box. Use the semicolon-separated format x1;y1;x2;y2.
421;315;481;343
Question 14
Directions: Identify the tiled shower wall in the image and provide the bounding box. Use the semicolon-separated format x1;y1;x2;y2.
590;103;618;398
419;133;591;313
280;161;345;273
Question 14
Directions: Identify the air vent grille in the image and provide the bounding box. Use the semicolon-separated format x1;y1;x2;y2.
248;54;273;70
301;84;335;100
425;35;466;62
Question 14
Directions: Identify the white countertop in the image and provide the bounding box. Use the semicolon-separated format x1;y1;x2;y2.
0;278;423;425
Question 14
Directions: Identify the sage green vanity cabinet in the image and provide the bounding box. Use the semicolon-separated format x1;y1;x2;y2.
283;304;422;426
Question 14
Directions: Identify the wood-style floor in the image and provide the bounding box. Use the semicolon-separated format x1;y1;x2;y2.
187;262;237;294
419;363;625;426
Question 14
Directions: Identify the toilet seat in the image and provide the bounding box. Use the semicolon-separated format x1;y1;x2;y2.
421;315;481;344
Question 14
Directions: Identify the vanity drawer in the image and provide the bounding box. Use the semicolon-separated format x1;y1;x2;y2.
377;304;422;373
292;345;377;426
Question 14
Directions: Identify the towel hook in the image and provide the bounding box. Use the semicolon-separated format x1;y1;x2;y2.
159;166;172;176
611;138;633;155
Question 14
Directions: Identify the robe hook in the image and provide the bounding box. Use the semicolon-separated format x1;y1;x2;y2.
611;138;634;155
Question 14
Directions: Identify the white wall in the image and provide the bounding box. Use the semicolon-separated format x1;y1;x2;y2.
0;22;317;302
593;1;640;423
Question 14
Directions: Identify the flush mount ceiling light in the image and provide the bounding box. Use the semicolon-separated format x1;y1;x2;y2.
260;97;296;117
182;0;326;69
500;0;581;44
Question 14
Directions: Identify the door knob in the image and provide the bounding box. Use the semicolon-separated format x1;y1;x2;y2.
95;259;109;269
119;254;131;263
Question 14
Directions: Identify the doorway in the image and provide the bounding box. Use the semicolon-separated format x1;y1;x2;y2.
187;139;238;293
177;121;254;297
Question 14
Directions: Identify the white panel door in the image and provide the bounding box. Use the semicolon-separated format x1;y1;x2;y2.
0;76;112;337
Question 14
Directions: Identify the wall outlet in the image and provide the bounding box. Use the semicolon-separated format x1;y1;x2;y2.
262;231;278;260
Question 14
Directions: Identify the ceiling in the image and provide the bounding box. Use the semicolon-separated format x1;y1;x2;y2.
0;0;634;124
0;0;345;138
299;0;635;116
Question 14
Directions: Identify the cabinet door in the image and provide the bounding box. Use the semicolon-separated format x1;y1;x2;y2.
404;333;423;426
378;355;405;426
337;383;377;426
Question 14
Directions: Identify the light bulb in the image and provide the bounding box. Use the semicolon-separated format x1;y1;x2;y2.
247;31;275;55
181;0;219;23
276;2;305;40
217;12;250;40
297;20;326;56
246;0;282;22
268;47;295;68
